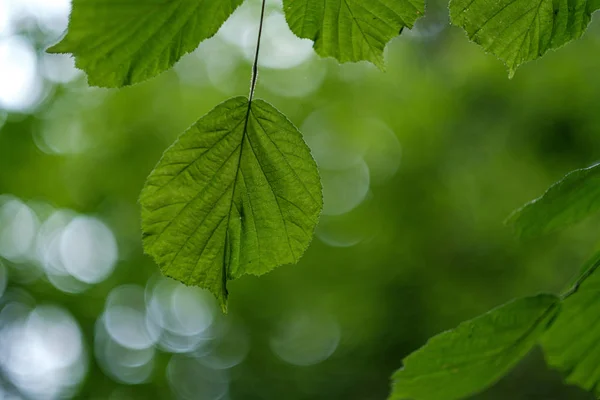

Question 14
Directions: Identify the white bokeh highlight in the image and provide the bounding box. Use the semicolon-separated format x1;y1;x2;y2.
0;36;43;112
146;277;216;353
0;197;40;263
95;318;155;385
198;317;250;370
270;311;340;366
0;304;87;400
59;216;118;284
168;355;229;400
103;285;161;351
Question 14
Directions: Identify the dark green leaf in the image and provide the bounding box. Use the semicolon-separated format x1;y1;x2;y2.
450;0;600;77
507;163;600;238
541;258;600;395
140;97;323;311
48;0;243;87
390;295;559;400
283;0;425;68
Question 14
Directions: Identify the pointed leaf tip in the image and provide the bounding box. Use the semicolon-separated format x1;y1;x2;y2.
449;0;600;75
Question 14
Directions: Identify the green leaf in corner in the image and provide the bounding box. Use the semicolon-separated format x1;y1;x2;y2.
390;295;559;400
282;0;425;69
507;163;600;238
140;97;323;312
48;0;243;87
449;0;600;77
541;258;600;396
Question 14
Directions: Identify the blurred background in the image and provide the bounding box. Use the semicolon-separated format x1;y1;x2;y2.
1;0;600;399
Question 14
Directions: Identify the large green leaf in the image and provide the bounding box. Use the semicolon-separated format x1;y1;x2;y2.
140;97;323;311
390;295;559;400
48;0;243;87
282;0;425;68
450;0;600;77
507;163;600;238
541;258;600;395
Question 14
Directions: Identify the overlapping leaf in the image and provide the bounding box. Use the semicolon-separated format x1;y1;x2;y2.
282;0;425;68
390;295;559;400
542;258;600;395
49;0;243;87
450;0;600;77
507;163;600;238
140;97;323;311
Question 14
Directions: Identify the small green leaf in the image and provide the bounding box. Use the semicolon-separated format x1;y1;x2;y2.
140;97;323;311
449;0;600;77
48;0;243;87
507;163;600;238
541;258;600;396
283;0;425;69
390;295;559;400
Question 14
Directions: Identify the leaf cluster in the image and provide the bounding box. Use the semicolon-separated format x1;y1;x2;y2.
393;164;600;399
50;0;600;398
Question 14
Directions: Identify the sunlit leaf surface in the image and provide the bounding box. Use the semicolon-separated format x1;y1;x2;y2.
140;97;323;311
48;0;243;87
391;295;559;400
507;163;600;238
542;259;600;396
283;0;425;68
450;0;600;76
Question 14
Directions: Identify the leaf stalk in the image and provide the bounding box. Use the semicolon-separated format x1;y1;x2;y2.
249;0;267;102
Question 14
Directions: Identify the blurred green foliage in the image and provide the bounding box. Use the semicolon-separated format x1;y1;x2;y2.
1;0;600;399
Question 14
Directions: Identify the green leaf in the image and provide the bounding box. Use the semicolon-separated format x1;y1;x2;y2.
140;97;323;311
48;0;243;87
390;295;559;400
449;0;600;77
541;258;600;396
507;163;600;238
282;0;425;69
